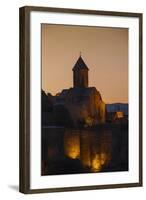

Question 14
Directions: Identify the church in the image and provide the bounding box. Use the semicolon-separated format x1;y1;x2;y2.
55;55;106;127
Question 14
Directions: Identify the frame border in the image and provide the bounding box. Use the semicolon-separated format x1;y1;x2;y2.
19;6;143;194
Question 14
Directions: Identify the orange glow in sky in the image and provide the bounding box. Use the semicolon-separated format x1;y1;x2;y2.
42;24;128;103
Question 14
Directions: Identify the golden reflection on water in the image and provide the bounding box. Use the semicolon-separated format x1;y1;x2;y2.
101;153;108;165
64;129;112;172
64;131;80;159
91;153;109;172
91;154;102;172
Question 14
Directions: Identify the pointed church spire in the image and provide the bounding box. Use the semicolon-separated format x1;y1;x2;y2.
72;55;89;71
72;55;89;88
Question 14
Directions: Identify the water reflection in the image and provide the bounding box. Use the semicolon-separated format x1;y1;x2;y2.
64;131;80;159
64;129;112;172
42;124;128;175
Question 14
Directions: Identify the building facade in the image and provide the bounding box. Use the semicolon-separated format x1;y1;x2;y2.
55;56;106;127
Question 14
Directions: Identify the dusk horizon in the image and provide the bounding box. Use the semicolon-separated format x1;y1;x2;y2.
42;24;128;104
42;53;128;104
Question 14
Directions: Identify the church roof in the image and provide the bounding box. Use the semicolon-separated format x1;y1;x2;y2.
72;56;89;71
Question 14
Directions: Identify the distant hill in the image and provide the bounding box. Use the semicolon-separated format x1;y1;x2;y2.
106;103;128;115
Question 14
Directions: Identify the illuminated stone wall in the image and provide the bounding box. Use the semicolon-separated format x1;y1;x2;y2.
61;87;106;128
64;129;112;172
64;130;80;159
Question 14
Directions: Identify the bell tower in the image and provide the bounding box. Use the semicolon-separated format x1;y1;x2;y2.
72;55;89;88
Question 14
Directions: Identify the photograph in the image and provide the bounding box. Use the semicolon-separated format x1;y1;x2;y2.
41;24;129;176
19;6;142;193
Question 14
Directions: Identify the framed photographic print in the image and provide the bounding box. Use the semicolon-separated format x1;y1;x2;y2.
19;6;143;194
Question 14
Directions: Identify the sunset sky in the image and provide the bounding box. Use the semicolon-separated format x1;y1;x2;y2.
42;24;128;104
